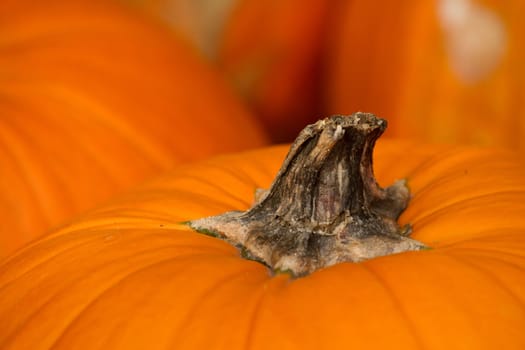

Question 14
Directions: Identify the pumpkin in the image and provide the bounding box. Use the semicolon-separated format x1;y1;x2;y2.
122;0;336;142
1;114;524;349
218;0;334;141
326;0;525;146
0;0;268;258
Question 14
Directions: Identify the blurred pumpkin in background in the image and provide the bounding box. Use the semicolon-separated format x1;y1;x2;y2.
217;0;334;142
326;0;525;147
124;0;337;142
129;0;524;147
0;0;268;258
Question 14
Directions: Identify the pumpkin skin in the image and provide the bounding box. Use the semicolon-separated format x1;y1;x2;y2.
1;139;524;349
326;0;525;146
122;0;336;142
218;0;334;142
0;0;268;257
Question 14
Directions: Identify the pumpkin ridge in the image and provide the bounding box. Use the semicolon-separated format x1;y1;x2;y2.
242;276;290;350
166;173;254;208
36;85;174;166
202;161;264;191
2;245;228;343
408;192;525;233
0;116;55;227
0;234;103;292
441;245;525;262
423;229;525;249
0;91;125;208
242;289;268;350
454;251;525;272
1;246;169;345
2;105;112;215
0;227;226;291
441;254;525;312
408;162;525;201
34;97;124;187
11;90;134;179
359;262;425;348
75;206;194;225
35;253;240;350
391;147;461;180
167;269;280;349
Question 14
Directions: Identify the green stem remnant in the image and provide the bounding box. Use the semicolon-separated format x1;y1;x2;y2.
190;113;426;276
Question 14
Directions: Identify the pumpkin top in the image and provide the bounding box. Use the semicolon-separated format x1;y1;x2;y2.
191;114;425;276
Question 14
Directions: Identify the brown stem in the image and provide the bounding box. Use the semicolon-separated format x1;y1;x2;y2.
190;113;426;276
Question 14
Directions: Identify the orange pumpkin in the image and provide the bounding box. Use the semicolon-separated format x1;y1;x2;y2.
326;0;525;146
122;0;336;142
1;116;524;349
0;0;268;257
218;0;334;141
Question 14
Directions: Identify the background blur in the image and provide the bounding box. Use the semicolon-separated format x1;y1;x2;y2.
126;0;524;145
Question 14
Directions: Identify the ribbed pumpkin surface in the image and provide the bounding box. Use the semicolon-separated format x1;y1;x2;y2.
0;0;268;257
0;139;524;349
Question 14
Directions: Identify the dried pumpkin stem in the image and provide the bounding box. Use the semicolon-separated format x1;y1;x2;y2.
190;113;426;276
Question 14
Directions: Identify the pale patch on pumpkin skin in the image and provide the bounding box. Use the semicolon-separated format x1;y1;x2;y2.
437;0;507;84
190;114;426;277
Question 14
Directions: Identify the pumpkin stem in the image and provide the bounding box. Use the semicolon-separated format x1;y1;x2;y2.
190;113;426;276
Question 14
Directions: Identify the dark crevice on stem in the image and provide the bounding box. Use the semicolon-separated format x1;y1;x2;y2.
190;113;426;276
